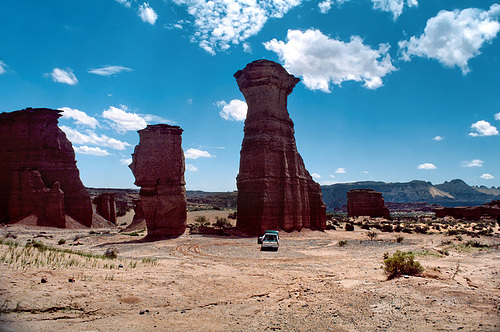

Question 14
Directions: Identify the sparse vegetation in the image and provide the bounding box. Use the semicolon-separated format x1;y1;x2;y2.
383;250;424;279
337;240;348;247
214;216;232;228
227;211;237;220
194;215;211;226
366;230;378;240
0;238;144;270
104;247;119;259
395;235;404;243
58;239;66;245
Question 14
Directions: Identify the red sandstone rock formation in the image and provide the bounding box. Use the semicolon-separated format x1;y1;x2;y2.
234;60;326;235
347;189;390;219
93;193;117;224
8;169;66;227
434;202;500;221
129;124;187;239
0;108;92;227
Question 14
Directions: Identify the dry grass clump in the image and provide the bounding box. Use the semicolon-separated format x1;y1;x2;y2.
0;238;153;270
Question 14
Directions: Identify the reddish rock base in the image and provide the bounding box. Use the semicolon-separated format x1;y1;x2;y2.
434;201;500;221
347;189;390;219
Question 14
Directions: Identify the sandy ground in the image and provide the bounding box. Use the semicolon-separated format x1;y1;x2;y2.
0;215;499;331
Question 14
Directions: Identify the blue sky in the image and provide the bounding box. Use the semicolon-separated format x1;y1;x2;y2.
1;0;499;190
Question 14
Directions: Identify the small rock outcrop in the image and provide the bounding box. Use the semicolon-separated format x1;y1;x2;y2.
347;189;390;219
129;124;187;239
93;193;117;224
0;108;92;227
234;60;326;235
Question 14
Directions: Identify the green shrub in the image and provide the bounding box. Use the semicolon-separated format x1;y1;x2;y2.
194;216;210;226
395;235;404;243
215;216;231;228
58;239;66;245
383;250;424;279
337;240;348;247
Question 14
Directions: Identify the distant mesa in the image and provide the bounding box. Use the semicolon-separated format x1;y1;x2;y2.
347;189;390;219
129;124;187;240
434;201;500;221
0;107;93;227
234;60;327;235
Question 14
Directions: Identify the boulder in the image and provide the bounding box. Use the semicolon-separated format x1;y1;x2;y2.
0;108;92;227
234;60;327;235
347;189;390;219
129;124;187;239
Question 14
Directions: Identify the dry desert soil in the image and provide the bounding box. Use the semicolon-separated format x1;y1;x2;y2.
0;211;499;332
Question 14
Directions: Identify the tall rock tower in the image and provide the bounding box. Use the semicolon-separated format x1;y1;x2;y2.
129;124;187;239
234;60;326;235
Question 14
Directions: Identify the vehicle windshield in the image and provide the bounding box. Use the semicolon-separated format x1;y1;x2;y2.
264;234;277;241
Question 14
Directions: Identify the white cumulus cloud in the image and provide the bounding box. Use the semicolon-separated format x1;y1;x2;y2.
138;2;158;25
335;167;346;174
120;158;133;165
371;0;418;20
115;0;131;7
460;159;483;167
480;173;495;180
60;126;131;150
74;146;110;156
49;68;78;85
218;99;248;121
102;106;148;133
264;29;396;92
172;0;301;54
432;135;444;141
399;4;500;74
59;107;99;129
417;163;437;170
495;112;500;121
0;60;6;74
311;173;321;179
186;164;199;172
88;66;132;76
469;120;499;137
184;148;214;159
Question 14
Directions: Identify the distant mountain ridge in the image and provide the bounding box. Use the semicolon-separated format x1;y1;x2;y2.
321;179;500;211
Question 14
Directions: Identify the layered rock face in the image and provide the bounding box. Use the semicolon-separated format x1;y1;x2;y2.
234;60;326;235
0;108;92;227
129;124;187;239
347;189;390;219
94;193;117;224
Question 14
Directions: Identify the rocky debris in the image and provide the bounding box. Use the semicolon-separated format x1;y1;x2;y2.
347;189;390;219
234;60;326;235
0;108;92;227
129;124;187;239
434;201;500;221
93;193;117;224
8;169;66;227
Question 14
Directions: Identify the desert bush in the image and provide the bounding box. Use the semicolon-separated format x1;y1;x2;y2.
194;216;210;226
395;235;404;243
366;230;378;240
215;216;231;228
381;224;393;232
104;247;119;259
227;211;237;220
345;223;354;231
337;240;348;247
464;240;489;248
383;250;424;279
57;239;66;245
